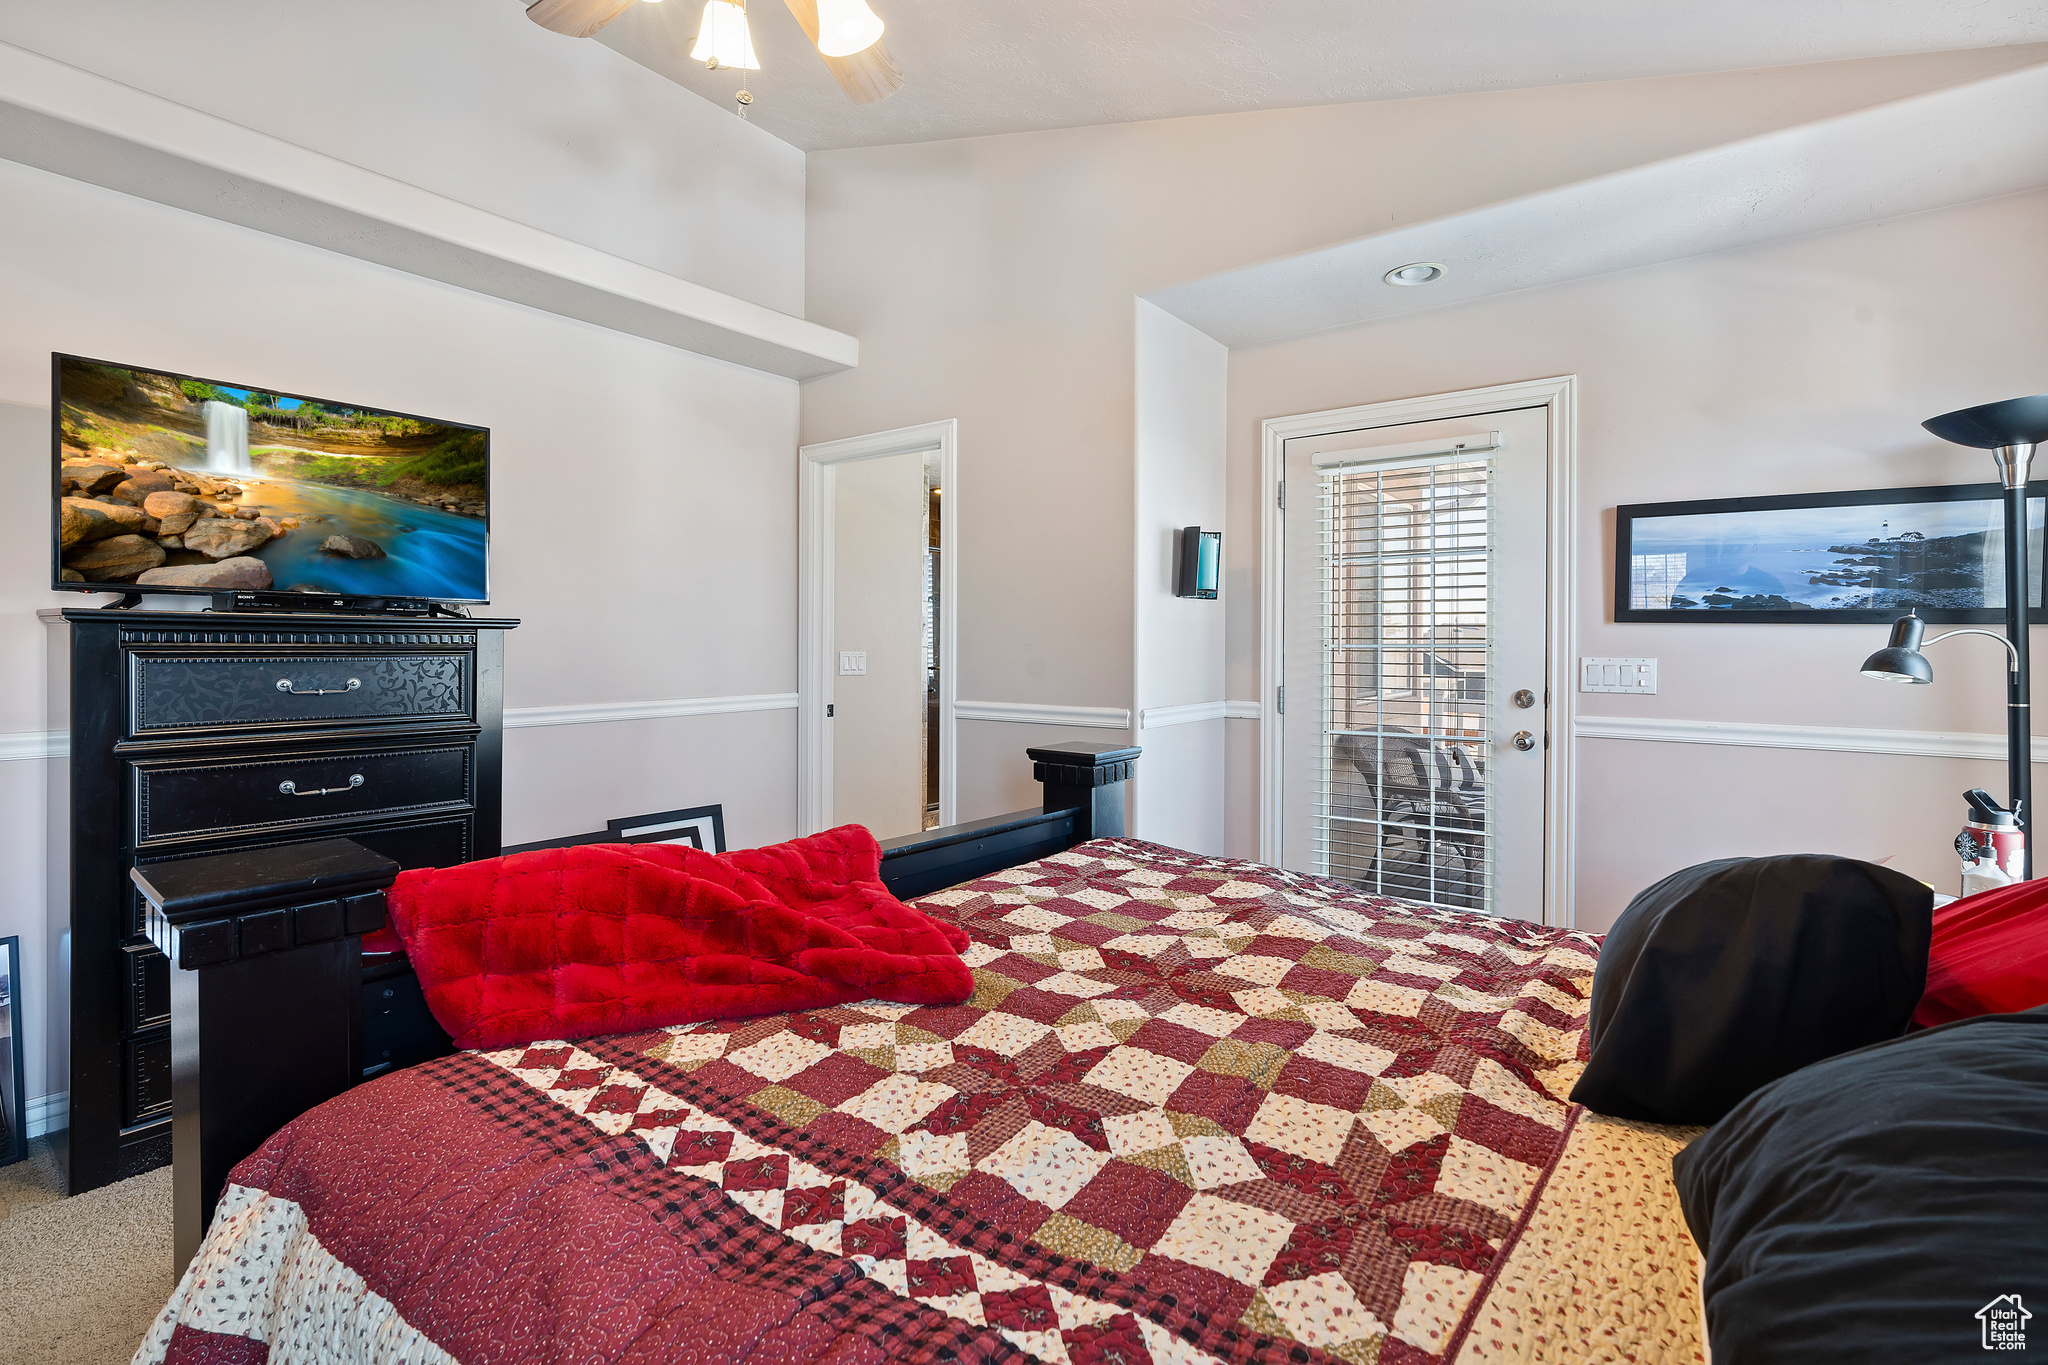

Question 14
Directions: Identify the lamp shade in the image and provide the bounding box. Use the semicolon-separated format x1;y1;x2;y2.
1923;395;2048;450
1861;613;1933;684
1860;647;1932;684
814;0;884;56
690;0;759;68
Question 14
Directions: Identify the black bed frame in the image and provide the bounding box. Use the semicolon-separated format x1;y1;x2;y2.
132;740;1139;1270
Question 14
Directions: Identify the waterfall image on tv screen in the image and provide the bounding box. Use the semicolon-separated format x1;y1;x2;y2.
54;356;486;600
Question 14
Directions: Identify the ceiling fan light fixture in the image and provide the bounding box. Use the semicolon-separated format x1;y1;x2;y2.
1384;262;1446;286
814;0;884;57
690;0;759;69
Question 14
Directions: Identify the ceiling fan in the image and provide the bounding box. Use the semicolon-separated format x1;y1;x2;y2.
525;0;903;106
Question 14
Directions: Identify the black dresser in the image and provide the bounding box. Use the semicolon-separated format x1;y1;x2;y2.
43;607;516;1194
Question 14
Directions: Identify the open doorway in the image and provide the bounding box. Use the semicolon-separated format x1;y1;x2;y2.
922;456;942;828
799;421;957;839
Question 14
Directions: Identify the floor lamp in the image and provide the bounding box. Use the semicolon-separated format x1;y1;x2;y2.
1861;394;2048;880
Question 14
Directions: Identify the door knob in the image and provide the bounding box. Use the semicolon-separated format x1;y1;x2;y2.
1511;731;1537;751
1511;689;1536;709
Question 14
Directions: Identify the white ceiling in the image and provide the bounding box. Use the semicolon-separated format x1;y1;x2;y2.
1145;61;2048;346
589;0;2048;151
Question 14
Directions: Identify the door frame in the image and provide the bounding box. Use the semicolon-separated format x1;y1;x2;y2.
1259;377;1579;926
799;418;958;836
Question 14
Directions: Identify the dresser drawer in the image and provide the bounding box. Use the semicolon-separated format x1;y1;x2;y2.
363;968;453;1078
124;943;170;1033
350;816;475;871
130;652;472;736
126;1033;172;1127
134;744;473;846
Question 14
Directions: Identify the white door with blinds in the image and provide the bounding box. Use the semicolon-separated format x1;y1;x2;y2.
1280;407;1550;920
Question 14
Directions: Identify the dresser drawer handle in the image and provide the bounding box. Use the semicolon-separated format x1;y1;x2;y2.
278;774;365;797
277;677;361;696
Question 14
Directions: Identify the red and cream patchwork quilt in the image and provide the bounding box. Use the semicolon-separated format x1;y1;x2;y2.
137;839;1704;1365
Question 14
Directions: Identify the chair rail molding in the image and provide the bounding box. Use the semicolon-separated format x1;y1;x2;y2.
1140;701;1229;729
957;701;1134;730
0;40;855;380
1575;713;2048;762
504;693;798;730
1;704;795;755
1260;375;1578;927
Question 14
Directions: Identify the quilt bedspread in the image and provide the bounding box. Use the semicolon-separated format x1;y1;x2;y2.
136;839;1703;1365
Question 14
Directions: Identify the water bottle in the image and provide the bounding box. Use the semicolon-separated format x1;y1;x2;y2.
1957;788;2025;896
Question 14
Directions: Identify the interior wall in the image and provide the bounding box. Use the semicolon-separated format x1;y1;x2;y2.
1133;300;1228;852
1226;189;2048;929
0;0;807;315
0;157;803;1112
801;45;2044;825
831;451;929;838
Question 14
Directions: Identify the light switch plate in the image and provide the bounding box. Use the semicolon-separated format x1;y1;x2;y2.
839;651;867;676
1580;656;1656;693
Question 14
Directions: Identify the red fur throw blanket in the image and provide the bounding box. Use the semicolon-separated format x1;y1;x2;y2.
380;825;974;1051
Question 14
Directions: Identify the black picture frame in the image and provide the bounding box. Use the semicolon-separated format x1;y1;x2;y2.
1616;481;2046;624
502;804;728;855
0;935;25;1167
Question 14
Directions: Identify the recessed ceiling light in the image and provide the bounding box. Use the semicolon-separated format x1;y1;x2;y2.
1384;262;1446;286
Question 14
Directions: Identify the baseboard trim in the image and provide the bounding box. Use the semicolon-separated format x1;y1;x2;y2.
1574;713;2044;763
27;1091;66;1139
504;693;798;730
955;701;1132;730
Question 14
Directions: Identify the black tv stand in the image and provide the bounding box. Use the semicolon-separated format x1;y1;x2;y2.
41;604;518;1197
208;592;470;618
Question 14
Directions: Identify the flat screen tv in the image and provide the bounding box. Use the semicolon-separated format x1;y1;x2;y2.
52;354;487;603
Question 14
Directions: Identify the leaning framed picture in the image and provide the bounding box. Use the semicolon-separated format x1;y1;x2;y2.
503;804;728;855
605;806;727;852
1616;482;2045;624
1;936;24;1166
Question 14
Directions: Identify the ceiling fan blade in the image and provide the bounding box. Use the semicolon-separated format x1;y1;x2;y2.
779;0;904;104
526;0;638;38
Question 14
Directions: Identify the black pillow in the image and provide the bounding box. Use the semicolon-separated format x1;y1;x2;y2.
1673;1007;2048;1362
1569;854;1930;1124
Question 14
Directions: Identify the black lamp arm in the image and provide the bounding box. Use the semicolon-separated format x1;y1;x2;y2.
1923;628;2023;676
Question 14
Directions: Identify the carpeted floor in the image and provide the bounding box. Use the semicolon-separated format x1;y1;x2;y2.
0;1138;177;1365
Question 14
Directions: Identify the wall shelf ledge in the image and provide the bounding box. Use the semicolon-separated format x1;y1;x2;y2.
0;40;857;381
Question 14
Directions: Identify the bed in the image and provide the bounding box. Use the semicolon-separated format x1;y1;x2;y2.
136;835;1705;1365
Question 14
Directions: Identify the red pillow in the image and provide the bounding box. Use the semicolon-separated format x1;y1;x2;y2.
380;825;974;1050
1913;879;2048;1027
